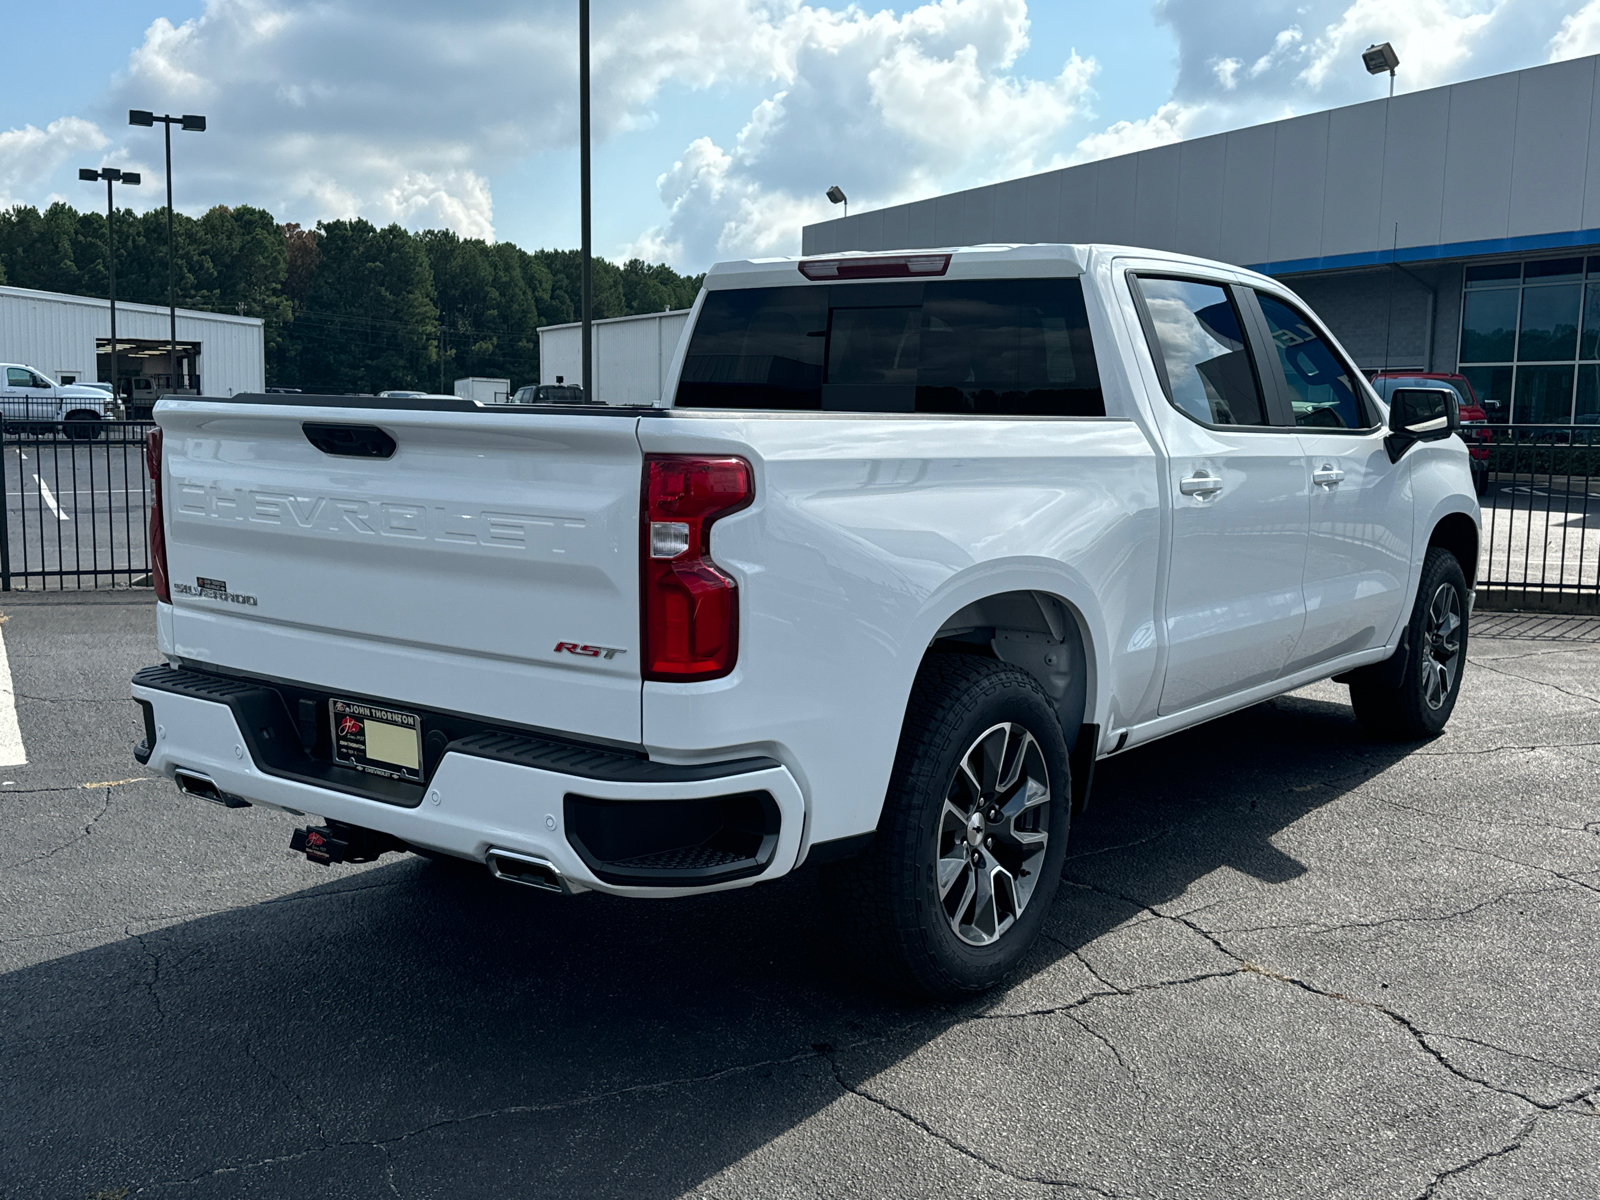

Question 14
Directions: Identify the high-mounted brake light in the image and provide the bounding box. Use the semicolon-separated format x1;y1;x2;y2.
798;253;951;281
145;428;171;603
641;455;752;682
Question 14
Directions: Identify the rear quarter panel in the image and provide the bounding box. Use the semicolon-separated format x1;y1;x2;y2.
638;413;1162;848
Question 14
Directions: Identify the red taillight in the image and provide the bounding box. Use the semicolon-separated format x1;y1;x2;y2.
145;428;171;603
798;253;951;281
641;455;752;682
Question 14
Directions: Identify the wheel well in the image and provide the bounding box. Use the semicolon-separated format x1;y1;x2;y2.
929;589;1092;756
1429;513;1478;589
62;409;102;420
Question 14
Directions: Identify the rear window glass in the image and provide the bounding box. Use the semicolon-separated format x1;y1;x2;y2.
675;279;1103;416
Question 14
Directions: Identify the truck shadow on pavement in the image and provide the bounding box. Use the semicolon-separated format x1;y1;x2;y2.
4;691;1417;1199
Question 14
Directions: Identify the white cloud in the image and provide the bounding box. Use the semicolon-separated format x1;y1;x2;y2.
1067;0;1527;178
0;118;108;209
1549;0;1600;60
1251;27;1302;78
1069;102;1199;164
632;0;1097;265
1297;0;1501;92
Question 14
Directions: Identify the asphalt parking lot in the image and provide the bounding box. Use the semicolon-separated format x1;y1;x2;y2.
1;593;1596;1199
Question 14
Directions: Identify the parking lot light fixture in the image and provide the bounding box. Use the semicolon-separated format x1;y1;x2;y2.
1363;42;1400;97
827;185;848;218
129;109;208;396
81;166;140;401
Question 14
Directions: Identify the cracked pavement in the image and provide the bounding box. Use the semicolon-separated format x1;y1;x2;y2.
0;592;1596;1199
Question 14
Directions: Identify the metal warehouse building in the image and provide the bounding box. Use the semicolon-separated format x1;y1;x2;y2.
0;285;264;398
803;52;1600;426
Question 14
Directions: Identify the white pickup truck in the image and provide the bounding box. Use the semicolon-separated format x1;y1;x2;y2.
131;244;1479;997
1;363;120;437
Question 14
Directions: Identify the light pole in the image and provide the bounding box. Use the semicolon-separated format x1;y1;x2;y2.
129;110;206;394
827;185;848;218
78;166;141;400
1363;42;1400;98
579;0;592;404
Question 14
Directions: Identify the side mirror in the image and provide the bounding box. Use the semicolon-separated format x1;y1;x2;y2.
1385;387;1459;463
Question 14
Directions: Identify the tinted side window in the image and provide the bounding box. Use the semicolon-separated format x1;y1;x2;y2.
1255;294;1369;429
1135;277;1267;426
674;279;1103;416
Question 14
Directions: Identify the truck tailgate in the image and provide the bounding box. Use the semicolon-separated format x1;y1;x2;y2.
159;401;644;744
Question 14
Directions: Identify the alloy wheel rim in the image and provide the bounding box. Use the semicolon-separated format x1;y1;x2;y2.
935;722;1051;947
1422;583;1463;710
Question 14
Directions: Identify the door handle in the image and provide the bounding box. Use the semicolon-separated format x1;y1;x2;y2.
1312;464;1345;487
1179;471;1224;496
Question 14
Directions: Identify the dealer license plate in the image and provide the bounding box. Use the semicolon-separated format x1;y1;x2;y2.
330;699;424;782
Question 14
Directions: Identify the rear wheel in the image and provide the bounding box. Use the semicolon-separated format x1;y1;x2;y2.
62;411;103;441
823;654;1071;999
1350;547;1469;739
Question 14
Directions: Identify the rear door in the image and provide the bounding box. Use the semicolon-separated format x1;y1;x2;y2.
1128;272;1310;714
160;400;646;744
1252;290;1413;667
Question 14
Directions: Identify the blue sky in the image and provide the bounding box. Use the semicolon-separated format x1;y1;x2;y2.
5;1;1600;270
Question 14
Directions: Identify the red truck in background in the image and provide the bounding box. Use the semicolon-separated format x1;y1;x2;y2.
1370;372;1491;495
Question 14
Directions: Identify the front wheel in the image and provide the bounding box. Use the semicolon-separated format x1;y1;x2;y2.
1350;547;1469;739
822;654;1072;999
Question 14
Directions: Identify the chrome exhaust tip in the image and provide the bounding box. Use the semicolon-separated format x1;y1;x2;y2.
175;769;251;808
486;848;569;894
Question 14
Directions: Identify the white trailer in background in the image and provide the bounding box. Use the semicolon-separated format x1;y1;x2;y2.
453;377;511;405
537;309;690;405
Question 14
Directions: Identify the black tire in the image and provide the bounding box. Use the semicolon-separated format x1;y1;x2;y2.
822;653;1072;999
1472;462;1489;496
1350;547;1469;739
62;412;103;442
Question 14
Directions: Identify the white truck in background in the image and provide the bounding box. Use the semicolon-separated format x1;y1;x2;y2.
131;244;1480;998
1;362;120;437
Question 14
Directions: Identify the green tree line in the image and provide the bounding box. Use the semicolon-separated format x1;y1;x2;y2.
0;202;703;393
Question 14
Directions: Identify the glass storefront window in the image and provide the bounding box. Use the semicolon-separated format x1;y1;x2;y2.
1460;366;1512;418
1465;262;1520;287
1458;256;1600;423
1461;289;1519;362
1577;365;1600;424
1524;257;1584;282
1516;284;1581;361
1513;364;1575;424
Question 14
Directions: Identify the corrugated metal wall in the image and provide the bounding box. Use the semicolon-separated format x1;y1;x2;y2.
802;55;1600;274
0;286;265;395
538;310;691;404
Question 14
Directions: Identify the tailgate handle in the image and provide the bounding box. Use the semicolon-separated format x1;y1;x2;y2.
302;422;396;459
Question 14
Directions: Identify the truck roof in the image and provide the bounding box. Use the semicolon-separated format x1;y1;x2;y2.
704;243;1281;291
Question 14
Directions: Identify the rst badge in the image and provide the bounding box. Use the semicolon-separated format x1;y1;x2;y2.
554;642;626;660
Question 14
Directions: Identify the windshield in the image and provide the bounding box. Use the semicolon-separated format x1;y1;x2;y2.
676;278;1103;416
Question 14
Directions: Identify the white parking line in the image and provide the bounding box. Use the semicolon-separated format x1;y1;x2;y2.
33;475;71;521
0;625;28;766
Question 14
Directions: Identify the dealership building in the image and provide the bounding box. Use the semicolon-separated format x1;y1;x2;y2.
0;285;265;398
803;53;1600;425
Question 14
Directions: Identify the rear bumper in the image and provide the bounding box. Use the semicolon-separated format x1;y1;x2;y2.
132;674;805;899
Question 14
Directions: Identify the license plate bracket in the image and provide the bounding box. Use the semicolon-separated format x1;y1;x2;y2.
330;699;424;783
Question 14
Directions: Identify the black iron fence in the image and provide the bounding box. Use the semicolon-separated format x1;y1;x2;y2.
0;416;1595;610
1475;423;1600;611
0;419;155;590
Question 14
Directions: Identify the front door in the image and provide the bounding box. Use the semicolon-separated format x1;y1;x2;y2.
1130;274;1310;715
2;367;58;422
1251;291;1413;669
